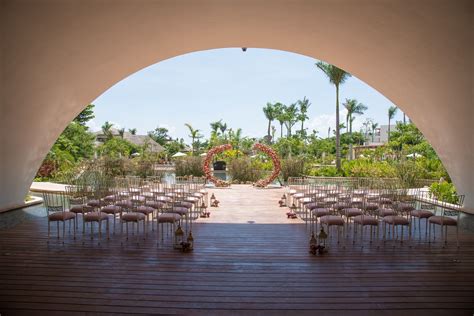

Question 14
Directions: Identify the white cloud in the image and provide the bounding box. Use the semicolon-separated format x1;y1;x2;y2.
86;119;121;132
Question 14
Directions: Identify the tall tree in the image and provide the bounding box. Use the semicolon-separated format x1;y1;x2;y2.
148;127;170;145
388;106;398;142
283;103;299;137
262;103;276;140
118;128;125;138
128;128;137;135
297;97;311;136
210;120;222;135
219;122;228;141
184;123;203;155
371;122;379;142
343;98;367;159
362;118;372;144
316;61;351;171
101;121;114;140
74;104;95;126
274;103;286;138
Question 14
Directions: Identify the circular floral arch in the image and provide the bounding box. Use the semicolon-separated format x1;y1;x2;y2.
202;143;281;188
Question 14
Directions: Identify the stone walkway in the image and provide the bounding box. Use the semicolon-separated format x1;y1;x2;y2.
200;185;301;224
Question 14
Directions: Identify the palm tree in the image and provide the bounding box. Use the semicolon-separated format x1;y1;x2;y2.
388;106;398;142
371;122;379;142
101;121;114;140
316;61;351;171
229;128;243;154
184;123;203;155
128;128;137;135
362;118;372;144
283;103;299;137
219;122;228;141
274;103;285;138
262;103;276;140
297;97;311;136
118;128;125;138
343;98;367;160
210;120;222;135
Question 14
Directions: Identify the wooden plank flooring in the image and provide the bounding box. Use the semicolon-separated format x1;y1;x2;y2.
1;185;474;315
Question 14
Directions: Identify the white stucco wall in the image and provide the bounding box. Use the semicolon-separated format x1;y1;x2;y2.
1;0;473;210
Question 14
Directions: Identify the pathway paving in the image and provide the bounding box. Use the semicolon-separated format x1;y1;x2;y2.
199;185;301;224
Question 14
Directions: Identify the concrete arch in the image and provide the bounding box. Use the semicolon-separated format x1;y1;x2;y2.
1;0;472;211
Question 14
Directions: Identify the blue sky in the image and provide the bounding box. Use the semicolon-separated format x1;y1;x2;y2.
89;48;403;141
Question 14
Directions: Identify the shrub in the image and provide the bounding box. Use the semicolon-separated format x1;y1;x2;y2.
228;157;263;183
175;157;204;177
393;159;423;188
308;166;341;177
342;159;396;178
429;181;459;204
281;157;305;181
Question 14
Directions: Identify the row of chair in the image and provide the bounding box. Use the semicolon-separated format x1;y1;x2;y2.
42;178;209;245
287;183;463;247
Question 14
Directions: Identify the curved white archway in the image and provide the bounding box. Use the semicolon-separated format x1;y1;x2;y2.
1;0;472;211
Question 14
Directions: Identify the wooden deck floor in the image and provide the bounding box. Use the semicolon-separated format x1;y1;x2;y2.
1;185;474;315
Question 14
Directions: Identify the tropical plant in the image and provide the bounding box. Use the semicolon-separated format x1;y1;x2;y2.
388;106;398;142
297;97;311;136
281;157;306;182
148;127;170;146
101;121;114;140
118;128;125;138
262;103;276;140
228;157;263;183
74;104;95;126
343;98;367;160
370;122;378;142
175;156;204;177
184;123;203;155
316;61;351;171
429;181;459;204
274;102;286;138
128;128;137;135
282;103;299;137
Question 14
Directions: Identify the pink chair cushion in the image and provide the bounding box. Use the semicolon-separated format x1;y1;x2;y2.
383;215;409;225
428;216;457;226
170;207;189;215
122;212;146;222
145;201;165;209
87;199;101;207
136;206;155;215
101;205;121;214
179;201;194;208
116;200;133;208
353;215;378;225
396;203;414;212
320;215;345;226
158;213;181;223
411;209;434;218
344;208;364;217
69;205;86;213
312;208;331;217
377;208;396;217
84;211;108;222
306;202;326;210
48;212;75;221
